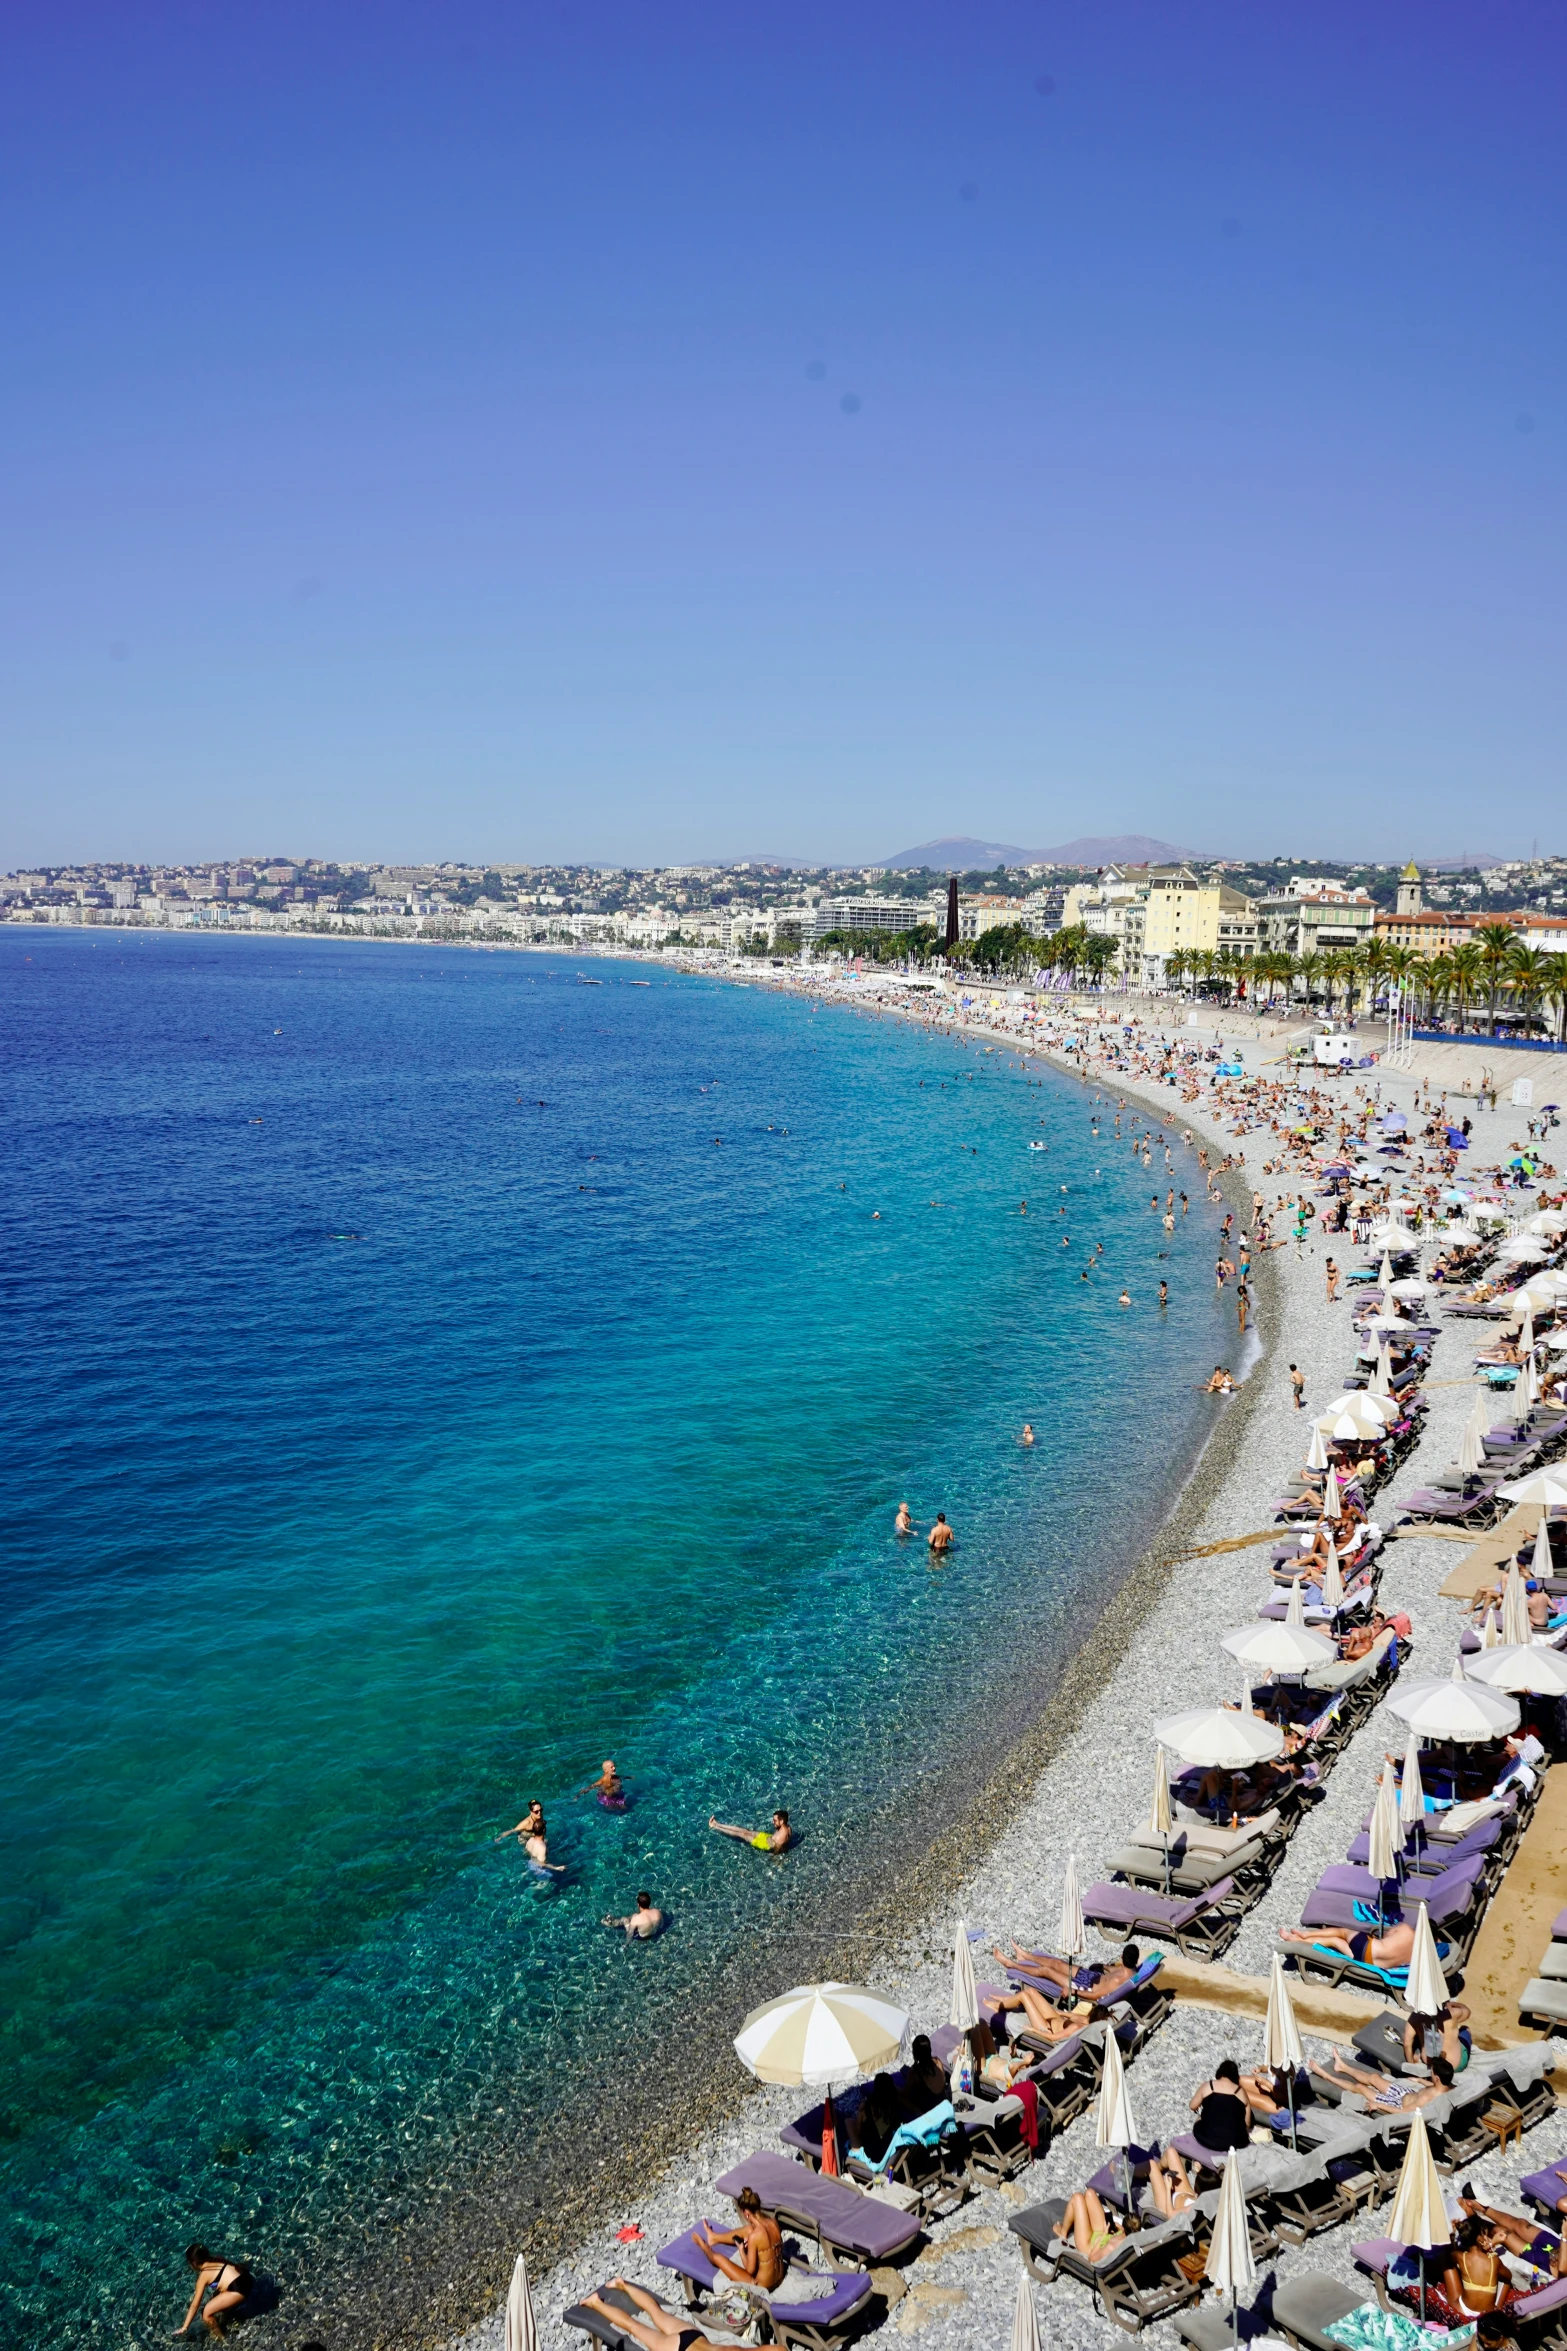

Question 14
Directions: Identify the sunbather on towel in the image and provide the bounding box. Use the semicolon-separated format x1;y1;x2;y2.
582;2277;725;2351
1458;2197;1567;2279
1279;1917;1417;1969
1309;2052;1453;2111
996;1941;1141;2000
694;2188;785;2290
1148;2148;1200;2217
1051;2189;1137;2263
993;1985;1094;2041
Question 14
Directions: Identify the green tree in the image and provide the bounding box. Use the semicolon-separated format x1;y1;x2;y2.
1474;921;1520;1035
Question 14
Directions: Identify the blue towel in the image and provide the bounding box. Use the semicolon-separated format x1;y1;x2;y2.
863;2099;956;2176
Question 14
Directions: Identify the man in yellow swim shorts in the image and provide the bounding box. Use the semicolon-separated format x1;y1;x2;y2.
709;1809;793;1853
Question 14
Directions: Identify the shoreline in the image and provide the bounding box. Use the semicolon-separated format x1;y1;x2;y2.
427;993;1291;2351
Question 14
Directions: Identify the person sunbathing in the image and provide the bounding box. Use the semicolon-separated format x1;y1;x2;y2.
582;2278;728;2351
1458;2196;1567;2279
1279;1917;1418;1969
1148;2147;1200;2217
1309;2051;1453;2111
898;2033;950;2117
1439;2216;1514;2319
993;1984;1094;2041
996;1941;1141;2001
1051;2189;1137;2264
693;2186;785;2290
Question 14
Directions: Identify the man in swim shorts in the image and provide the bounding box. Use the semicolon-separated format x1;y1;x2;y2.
929;1512;954;1553
603;1891;664;1939
710;1809;793;1853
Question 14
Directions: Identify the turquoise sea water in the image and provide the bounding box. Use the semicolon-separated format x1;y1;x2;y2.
0;933;1231;2345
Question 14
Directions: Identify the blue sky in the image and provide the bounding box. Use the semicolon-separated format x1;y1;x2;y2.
1;1;1562;867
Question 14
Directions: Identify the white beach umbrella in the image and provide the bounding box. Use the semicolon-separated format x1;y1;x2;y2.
1499;1471;1567;1509
1501;1237;1549;1263
1533;1515;1554;1582
1368;1761;1400;1883
1223;1619;1335;1676
1305;1423;1330;1473
1320;1542;1345;1610
1322;1466;1343;1523
1058;1854;1085;1962
1264;1952;1304;2073
1010;2274;1043;2351
1468;1644;1567;1697
1398;1731;1426;1832
1147;1749;1172;1840
1204;2152;1256;2330
1457;1396;1487;1480
950;1919;980;2034
1324;1389;1400;1426
1528;1211;1567;1235
1152;1707;1285;1768
1378;1249;1396;1288
1285;1578;1306;1629
1095;2021;1136;2157
1388;1677;1520;1742
1370;1339;1394;1399
1502;1561;1531;1647
734;1982;908;2086
504;2254;539;2351
1389;1277;1426;1299
1480;1608;1500;1649
1405;1904;1449;2018
1388;2110;1451;2320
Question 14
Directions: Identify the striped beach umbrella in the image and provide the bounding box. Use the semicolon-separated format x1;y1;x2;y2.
734;1982;908;2087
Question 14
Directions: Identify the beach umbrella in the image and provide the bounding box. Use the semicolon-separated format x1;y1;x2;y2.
1480;1608;1500;1649
1223;1619;1335;1676
504;2254;539;2351
734;1982;908;2086
1263;1955;1304;2149
1502;1561;1531;1647
1378;1249;1396;1289
1285;1578;1306;1629
950;1919;980;2034
1528;1211;1567;1235
1368;1761;1400;1904
1095;2019;1137;2209
1322;1467;1343;1523
1323;1390;1400;1426
1499;1470;1567;1509
1305;1423;1330;1473
1405;1903;1449;2019
1398;1731;1426;1833
1320;1543;1345;1610
1370;1339;1394;1399
1457;1395;1487;1481
1204;2152;1256;2343
1147;1751;1173;1892
1388;1677;1520;1742
1389;1277;1426;1299
1058;1854;1085;1962
1468;1644;1567;1698
1533;1515;1554;1582
1010;2274;1043;2351
1152;1707;1285;1768
1388;2109;1451;2321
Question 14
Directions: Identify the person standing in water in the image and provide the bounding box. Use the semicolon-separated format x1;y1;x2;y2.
579;1759;627;1808
497;1799;565;1873
929;1511;954;1553
603;1891;664;1939
894;1500;914;1535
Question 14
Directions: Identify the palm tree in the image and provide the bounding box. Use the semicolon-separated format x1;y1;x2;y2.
1082;933;1120;990
1213;944;1242;1002
1539;951;1567;1045
1504;943;1551;1038
1359;932;1390;1017
1474;921;1520;1036
1164;947;1190;996
1445;940;1483;1035
1293;951;1322;1010
1319;950;1352;1020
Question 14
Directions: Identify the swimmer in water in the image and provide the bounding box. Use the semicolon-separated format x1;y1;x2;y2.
580;1759;626;1808
497;1799;566;1873
603;1890;664;1939
1118;1289;1132;1307
929;1512;955;1553
710;1809;794;1853
894;1500;914;1535
1021;1423;1034;1446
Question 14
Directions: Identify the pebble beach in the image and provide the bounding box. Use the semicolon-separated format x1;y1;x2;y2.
452;977;1567;2351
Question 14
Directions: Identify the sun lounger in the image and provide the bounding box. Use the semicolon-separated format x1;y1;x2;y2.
1106;1834;1274;1898
1519;1978;1567;2028
1471;2041;1563;2132
1008;2198;1202;2332
566;2285;745;2351
1399;1481;1508;1525
954;2092;1036;2187
654;2234;874;2351
1522;2158;1567;2222
1296;1865;1478;1937
711;2153;921;2269
1265;2129;1383;2241
1082;1874;1244;1959
1270;2271;1373;2351
1310;1853;1484;1909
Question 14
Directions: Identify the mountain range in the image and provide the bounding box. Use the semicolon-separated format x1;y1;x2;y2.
880;833;1199;871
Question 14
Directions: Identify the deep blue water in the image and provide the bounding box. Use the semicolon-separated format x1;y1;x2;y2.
0;931;1230;2344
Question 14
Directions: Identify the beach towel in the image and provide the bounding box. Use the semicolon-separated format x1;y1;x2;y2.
862;2099;956;2177
1324;2308;1470;2351
1011;2077;1040;2152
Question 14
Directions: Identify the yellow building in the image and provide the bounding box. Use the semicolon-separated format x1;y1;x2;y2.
1141;873;1260;963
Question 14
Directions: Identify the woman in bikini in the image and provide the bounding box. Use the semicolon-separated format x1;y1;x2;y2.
1052;2189;1136;2263
581;2277;727;2351
497;1800;566;1873
175;2247;254;2338
1439;2217;1513;2321
693;2187;785;2290
992;1984;1094;2042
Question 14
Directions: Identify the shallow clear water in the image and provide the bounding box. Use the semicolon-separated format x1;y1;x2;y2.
0;933;1231;2344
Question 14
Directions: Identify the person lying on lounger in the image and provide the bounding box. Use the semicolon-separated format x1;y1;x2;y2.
693;2187;785;2290
994;1941;1142;2001
582;2277;728;2351
1148;2147;1200;2217
1458;2196;1567;2279
1309;2051;1453;2111
1279;1918;1417;1969
992;1984;1095;2042
709;1809;793;1853
1051;2189;1139;2263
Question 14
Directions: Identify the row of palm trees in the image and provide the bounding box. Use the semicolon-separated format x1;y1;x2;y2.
1162;924;1567;1041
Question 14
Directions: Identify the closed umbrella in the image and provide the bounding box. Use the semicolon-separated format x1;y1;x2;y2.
1480;1608;1500;1649
1368;1760;1400;1908
1370;1339;1393;1399
1322;1467;1343;1523
1457;1395;1487;1481
950;1918;980;2034
1533;1515;1554;1583
1387;2109;1451;2322
1286;1578;1307;1629
1095;2019;1137;2210
1320;1542;1345;1610
1009;2274;1042;2351
1398;1731;1425;1833
1305;1422;1330;1473
734;1982;908;2086
1378;1249;1396;1289
1405;1903;1449;2018
1058;1854;1085;1963
1204;2152;1256;2345
1152;1707;1285;1768
1502;1562;1531;1647
1148;1752;1173;1890
1468;1644;1567;1697
504;2254;539;2351
1263;1954;1304;2149
1388;1677;1520;1742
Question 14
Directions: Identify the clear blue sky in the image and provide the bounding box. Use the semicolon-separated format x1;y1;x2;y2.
1;1;1562;868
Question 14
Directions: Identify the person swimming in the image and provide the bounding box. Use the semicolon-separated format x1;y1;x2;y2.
497;1799;566;1873
580;1759;627;1809
894;1500;914;1535
710;1809;793;1853
929;1512;954;1553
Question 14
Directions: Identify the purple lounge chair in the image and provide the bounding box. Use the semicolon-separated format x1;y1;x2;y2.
655;2231;874;2351
712;2151;922;2268
1082;1875;1241;1959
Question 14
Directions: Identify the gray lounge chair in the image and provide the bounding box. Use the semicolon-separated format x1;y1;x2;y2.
1270;2271;1373;2351
1008;2199;1202;2333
